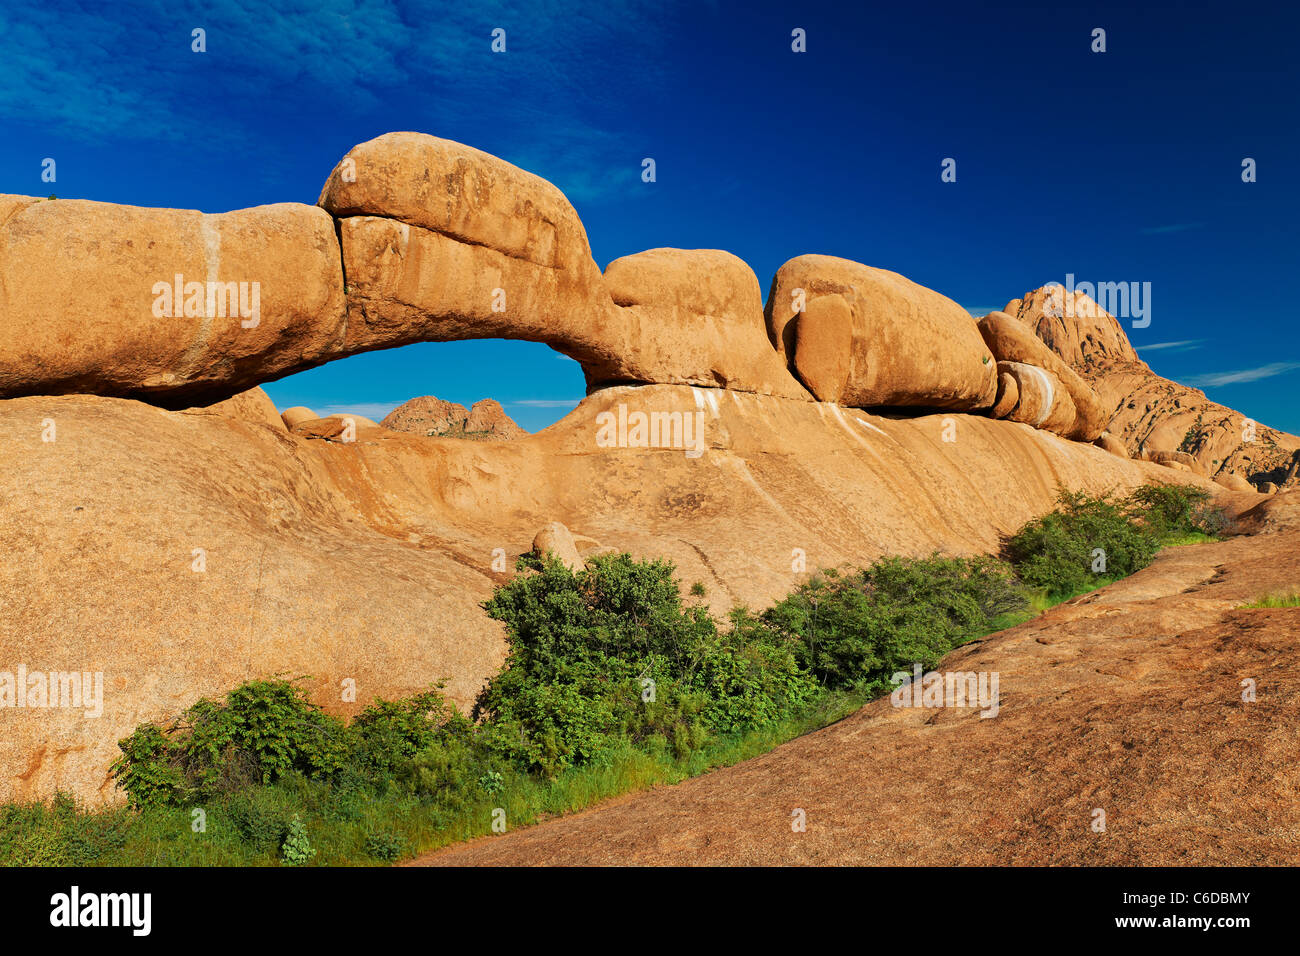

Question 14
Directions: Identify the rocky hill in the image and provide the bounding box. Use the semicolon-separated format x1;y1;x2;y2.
382;396;527;440
999;287;1300;490
0;131;1292;804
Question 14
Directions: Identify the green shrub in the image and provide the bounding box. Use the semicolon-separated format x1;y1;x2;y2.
1128;482;1227;539
695;610;820;733
348;685;469;781
480;553;716;683
475;554;723;774
364;829;407;862
280;814;316;865
0;794;131;866
763;555;1027;691
397;729;480;807
1006;489;1158;598
226;791;291;853
111;678;348;808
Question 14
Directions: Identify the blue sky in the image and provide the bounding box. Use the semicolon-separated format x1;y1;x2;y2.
4;0;1298;432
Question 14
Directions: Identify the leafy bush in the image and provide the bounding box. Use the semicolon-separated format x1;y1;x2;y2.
1128;482;1226;539
0;794;131;866
1006;489;1158;598
761;555;1027;690
364;829;407;861
475;553;811;774
280;814;316;865
111;678;348;808
226;791;290;853
348;685;470;781
697;610;820;733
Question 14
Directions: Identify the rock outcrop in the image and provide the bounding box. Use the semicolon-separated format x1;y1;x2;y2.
765;255;997;409
1002;285;1140;373
465;399;528;439
0;386;1212;804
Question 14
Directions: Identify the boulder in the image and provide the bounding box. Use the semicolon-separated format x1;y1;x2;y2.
0;198;345;407
989;371;1020;419
1259;481;1280;494
997;361;1077;435
187;387;284;430
791;293;854;404
603;249;810;399
1216;472;1255;492
1094;432;1129;459
532;521;583;571
977;311;1107;440
291;416;382;442
281;406;320;429
1147;449;1205;476
765;255;997;409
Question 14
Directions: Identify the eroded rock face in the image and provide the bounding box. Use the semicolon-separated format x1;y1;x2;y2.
1002;285;1140;373
0;198;345;408
765;255;997;410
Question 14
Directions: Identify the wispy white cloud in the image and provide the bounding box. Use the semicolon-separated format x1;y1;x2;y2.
1136;339;1204;352
508;398;583;408
1187;362;1300;388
